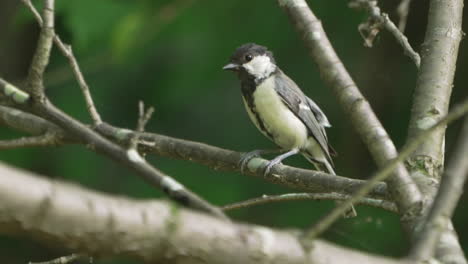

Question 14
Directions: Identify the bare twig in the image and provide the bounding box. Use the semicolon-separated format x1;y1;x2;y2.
305;97;468;240
277;0;422;216
22;0;102;124
29;254;89;264
409;116;468;261
129;101;154;150
349;0;420;67
0;133;59;149
396;0;412;32
222;193;397;213
24;0;54;99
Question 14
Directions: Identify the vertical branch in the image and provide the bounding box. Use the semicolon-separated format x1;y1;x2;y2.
405;0;465;263
25;0;55;100
277;0;422;216
406;0;464;179
410;117;468;261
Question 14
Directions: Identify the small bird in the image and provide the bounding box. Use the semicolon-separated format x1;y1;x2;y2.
223;43;356;217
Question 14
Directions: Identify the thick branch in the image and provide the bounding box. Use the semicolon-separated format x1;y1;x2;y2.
410;117;468;262
405;0;465;263
0;162;408;264
406;0;464;178
277;0;422;217
305;97;468;239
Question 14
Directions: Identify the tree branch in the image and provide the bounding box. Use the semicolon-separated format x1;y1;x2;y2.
222;193;397;213
22;0;102;124
97;122;390;199
406;0;464;178
0;81;226;221
0;104;391;200
24;0;54;99
396;0;412;32
0;162;409;264
0;133;60;149
349;0;420;67
410;116;468;262
404;0;465;262
277;0;422;217
305;97;468;239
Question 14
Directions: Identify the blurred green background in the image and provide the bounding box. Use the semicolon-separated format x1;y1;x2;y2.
1;0;467;263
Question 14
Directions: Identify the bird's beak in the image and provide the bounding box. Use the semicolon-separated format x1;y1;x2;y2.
222;63;240;71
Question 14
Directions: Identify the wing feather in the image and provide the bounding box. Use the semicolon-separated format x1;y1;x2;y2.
274;70;334;164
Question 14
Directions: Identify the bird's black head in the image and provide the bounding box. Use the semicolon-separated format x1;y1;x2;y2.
223;43;277;81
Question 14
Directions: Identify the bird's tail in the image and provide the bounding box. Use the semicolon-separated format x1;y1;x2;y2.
302;153;357;218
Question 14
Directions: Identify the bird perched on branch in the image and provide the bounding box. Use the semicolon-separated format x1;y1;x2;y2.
223;43;356;217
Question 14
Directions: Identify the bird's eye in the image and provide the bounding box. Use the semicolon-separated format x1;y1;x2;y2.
245;54;253;62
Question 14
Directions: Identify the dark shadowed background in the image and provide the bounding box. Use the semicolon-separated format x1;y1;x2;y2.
0;0;467;263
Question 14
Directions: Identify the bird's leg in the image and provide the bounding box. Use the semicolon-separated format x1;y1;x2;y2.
263;148;300;176
239;149;283;174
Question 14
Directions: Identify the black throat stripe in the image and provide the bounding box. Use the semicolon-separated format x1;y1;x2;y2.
240;80;275;140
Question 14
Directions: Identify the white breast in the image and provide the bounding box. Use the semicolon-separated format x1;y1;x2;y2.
243;76;308;149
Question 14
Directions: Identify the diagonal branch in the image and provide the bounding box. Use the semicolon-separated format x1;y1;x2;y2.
0;81;226;221
305;97;468;240
349;0;420;67
277;0;422;218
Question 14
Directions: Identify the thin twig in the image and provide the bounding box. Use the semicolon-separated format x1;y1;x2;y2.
129;101;154;150
396;0;412;32
349;0;420;67
222;193;397;213
29;253;89;264
24;0;55;99
278;0;422;216
304;97;468;240
0;133;59;149
22;0;102;124
409;116;468;261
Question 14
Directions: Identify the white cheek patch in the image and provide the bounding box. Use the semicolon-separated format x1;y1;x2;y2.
242;55;276;80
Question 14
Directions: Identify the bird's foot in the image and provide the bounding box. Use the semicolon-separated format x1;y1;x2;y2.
263;158;283;176
263;148;300;176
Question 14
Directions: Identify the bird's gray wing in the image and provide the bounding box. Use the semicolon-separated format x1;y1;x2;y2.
274;70;334;163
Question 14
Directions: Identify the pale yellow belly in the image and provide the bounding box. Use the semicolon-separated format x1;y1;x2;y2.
243;76;308;150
